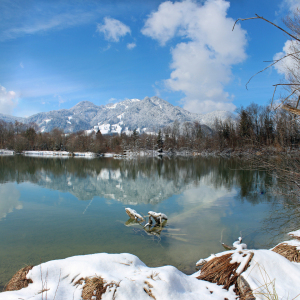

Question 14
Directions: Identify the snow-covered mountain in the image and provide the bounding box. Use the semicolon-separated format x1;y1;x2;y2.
0;97;235;134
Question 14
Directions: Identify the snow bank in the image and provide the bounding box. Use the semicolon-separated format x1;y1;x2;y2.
0;253;236;300
0;149;14;155
73;152;97;157
196;236;300;300
289;229;300;239
243;250;300;300
22;151;71;157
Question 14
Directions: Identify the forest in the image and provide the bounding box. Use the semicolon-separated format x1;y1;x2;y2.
0;102;299;155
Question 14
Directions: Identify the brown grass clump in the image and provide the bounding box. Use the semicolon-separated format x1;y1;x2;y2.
74;276;117;300
197;252;254;294
272;243;300;262
197;253;240;290
4;265;33;291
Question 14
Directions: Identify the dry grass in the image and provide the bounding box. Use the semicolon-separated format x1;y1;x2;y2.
74;276;120;300
197;252;254;299
4;265;33;291
74;276;107;300
272;243;300;262
197;253;239;289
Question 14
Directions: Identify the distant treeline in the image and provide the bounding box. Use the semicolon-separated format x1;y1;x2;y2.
0;103;299;154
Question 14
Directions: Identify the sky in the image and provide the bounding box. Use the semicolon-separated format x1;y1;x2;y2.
0;0;298;117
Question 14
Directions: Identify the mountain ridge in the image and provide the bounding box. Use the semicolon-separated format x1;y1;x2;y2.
0;97;235;134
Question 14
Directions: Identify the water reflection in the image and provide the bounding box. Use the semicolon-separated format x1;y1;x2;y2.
0;155;297;287
0;156;272;205
0;183;22;220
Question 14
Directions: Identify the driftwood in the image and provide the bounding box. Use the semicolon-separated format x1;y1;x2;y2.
147;211;168;226
221;243;236;250
125;208;144;222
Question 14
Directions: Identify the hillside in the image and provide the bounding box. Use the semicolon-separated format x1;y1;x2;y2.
0;97;235;134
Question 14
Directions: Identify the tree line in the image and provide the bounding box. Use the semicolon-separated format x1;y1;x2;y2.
0;103;300;154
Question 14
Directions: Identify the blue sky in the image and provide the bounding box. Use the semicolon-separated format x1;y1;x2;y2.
0;0;298;117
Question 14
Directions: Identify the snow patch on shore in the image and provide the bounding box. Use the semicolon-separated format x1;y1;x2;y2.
0;253;236;300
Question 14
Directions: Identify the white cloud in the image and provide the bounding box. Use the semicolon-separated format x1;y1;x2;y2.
141;0;247;114
20;62;24;68
284;0;299;12
127;42;136;49
0;85;17;115
274;40;299;80
97;17;130;42
54;94;68;106
1;11;96;41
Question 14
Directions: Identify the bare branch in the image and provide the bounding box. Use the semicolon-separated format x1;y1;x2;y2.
273;83;300;86
245;52;300;89
273;89;299;110
233;14;300;42
232;17;260;31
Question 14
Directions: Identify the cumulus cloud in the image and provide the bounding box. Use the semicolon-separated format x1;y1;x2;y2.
274;2;299;90
0;85;17;115
127;42;136;49
97;17;130;42
274;40;299;80
141;0;247;114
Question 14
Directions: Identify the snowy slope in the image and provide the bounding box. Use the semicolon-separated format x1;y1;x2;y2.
0;97;236;134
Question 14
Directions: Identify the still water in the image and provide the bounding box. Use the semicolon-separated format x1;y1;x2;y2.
0;156;298;288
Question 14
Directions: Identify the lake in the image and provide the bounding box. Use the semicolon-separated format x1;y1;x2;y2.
0;155;297;289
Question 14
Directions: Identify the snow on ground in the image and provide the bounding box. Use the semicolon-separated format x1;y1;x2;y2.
0;253;236;300
99;124;111;134
22;151;71;157
107;103;117;109
111;124;122;134
73;152;97;157
289;229;300;239
117;113;124;119
0;149;14;155
243;249;300;300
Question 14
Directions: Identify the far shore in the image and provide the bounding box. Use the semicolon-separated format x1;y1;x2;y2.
0;146;296;159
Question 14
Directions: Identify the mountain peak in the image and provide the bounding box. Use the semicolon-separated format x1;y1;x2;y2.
72;101;97;109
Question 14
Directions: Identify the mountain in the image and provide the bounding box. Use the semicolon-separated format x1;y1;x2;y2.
0;97;235;134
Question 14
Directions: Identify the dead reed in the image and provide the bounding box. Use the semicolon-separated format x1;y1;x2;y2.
4;265;33;291
197;253;240;290
74;276;117;300
272;243;300;262
197;252;255;300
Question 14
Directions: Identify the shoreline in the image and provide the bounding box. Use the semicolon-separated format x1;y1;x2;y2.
0;147;297;159
1;229;299;299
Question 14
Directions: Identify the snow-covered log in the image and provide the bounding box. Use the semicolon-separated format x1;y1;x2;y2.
148;211;168;225
125;208;144;222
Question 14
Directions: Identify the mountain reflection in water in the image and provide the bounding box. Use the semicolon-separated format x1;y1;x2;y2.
0;155;298;289
0;156;273;204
